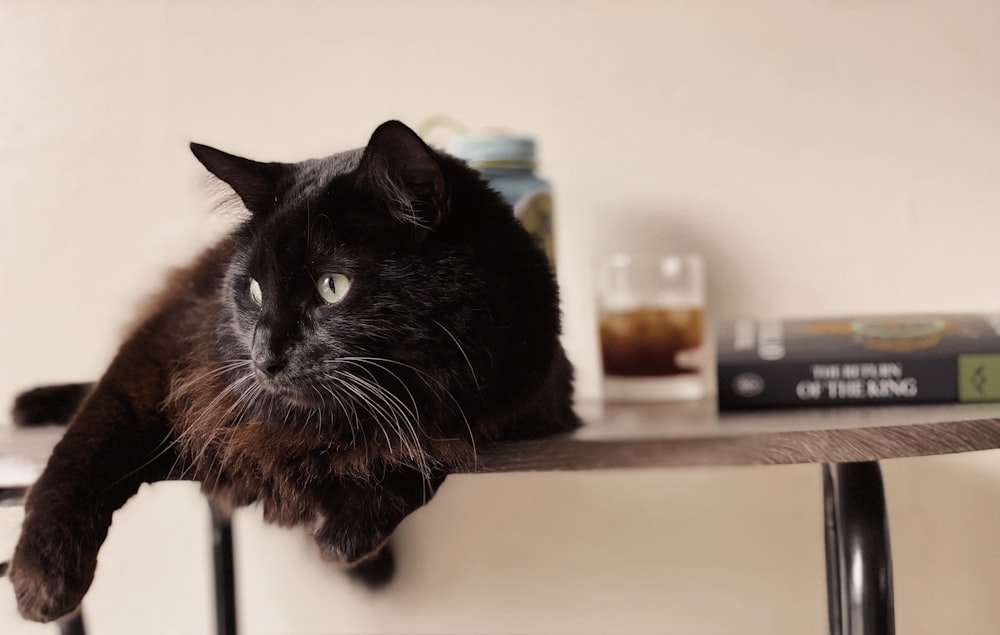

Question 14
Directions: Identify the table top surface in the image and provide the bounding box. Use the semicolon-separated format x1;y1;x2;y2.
473;399;1000;472
4;399;1000;485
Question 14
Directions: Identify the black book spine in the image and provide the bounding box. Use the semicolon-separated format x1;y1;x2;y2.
717;358;960;410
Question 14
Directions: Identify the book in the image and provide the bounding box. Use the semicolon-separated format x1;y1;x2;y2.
715;313;1000;410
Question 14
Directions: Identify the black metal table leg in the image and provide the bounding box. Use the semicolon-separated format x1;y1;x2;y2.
823;462;895;635
210;503;237;635
58;612;86;635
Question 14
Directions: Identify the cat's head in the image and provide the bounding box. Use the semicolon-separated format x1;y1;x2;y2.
189;121;557;450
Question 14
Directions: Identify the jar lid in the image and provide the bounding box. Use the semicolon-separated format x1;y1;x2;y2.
447;132;536;166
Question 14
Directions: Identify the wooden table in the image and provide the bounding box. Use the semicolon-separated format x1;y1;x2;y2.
471;400;1000;635
5;400;1000;635
472;399;1000;471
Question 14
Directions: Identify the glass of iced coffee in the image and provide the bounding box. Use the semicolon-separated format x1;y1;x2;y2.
596;253;707;401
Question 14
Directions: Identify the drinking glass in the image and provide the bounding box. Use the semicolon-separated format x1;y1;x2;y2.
596;253;707;401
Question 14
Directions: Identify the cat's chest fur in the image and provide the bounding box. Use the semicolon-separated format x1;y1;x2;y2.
164;302;473;525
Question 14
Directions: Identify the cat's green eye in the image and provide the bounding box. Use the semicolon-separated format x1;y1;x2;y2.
317;273;351;305
249;278;263;306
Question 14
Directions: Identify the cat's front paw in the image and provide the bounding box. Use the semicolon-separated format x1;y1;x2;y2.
313;519;390;566
8;525;97;622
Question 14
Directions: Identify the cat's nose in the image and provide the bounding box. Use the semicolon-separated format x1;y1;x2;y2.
253;355;288;378
252;321;294;379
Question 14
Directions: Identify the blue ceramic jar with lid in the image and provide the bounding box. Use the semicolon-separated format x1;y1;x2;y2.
447;132;556;267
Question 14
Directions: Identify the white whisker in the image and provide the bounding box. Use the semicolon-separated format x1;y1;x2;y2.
432;320;481;392
334;355;479;470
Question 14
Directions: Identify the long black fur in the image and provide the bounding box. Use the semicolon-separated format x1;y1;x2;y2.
8;121;579;622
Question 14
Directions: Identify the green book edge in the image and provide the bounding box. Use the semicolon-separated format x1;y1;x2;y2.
958;354;1000;402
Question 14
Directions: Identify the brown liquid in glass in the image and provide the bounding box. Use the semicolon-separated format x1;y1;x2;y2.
599;307;704;376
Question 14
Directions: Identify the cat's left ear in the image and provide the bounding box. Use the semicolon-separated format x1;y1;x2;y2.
356;121;450;229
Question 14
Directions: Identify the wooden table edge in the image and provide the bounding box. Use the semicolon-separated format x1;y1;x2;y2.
465;417;1000;473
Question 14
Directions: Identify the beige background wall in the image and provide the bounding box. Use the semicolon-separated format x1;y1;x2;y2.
2;1;1000;633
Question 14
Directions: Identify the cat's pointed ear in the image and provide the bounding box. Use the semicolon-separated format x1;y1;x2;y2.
190;143;283;216
356;121;449;229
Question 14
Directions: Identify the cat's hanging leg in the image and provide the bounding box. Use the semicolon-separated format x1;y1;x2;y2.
311;467;447;586
8;360;179;622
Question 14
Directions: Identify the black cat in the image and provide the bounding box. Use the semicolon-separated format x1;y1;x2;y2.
8;120;579;622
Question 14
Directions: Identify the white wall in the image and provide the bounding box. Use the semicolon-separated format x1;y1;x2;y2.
2;1;999;633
